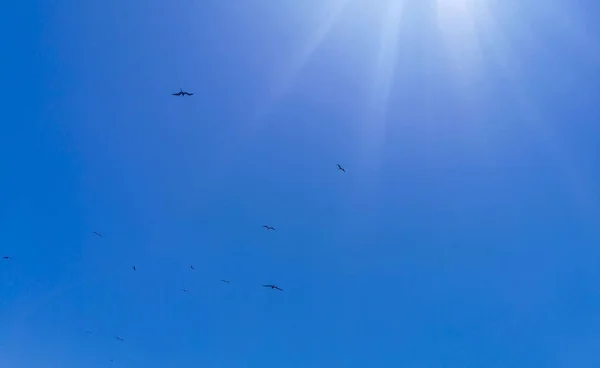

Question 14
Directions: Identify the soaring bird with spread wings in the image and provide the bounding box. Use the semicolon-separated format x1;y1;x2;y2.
337;164;345;173
172;88;193;96
262;284;283;291
262;225;275;231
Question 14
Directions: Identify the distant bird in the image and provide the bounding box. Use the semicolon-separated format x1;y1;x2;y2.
221;279;230;284
337;164;345;173
262;284;283;291
172;88;193;96
2;256;9;260
262;225;276;231
181;288;190;293
114;336;124;341
190;264;195;270
85;329;93;334
92;231;102;237
132;266;136;271
110;359;114;363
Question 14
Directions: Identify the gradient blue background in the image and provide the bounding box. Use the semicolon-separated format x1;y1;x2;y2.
2;1;600;367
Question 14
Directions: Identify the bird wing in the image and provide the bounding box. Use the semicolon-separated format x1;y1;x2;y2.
275;286;283;291
184;92;194;95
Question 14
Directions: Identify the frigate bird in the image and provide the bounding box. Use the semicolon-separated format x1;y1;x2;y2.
172;88;193;96
114;336;124;341
92;231;102;237
221;279;230;284
262;225;276;231
337;164;345;173
2;256;9;260
132;266;136;271
262;284;283;291
190;264;195;270
181;288;190;293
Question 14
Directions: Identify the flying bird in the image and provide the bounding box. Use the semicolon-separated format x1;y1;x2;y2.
92;231;102;237
181;288;190;293
172;88;193;96
132;266;136;271
190;264;195;270
262;284;283;291
85;329;93;334
2;256;9;260
221;279;230;284
114;336;124;341
337;164;345;173
262;225;275;231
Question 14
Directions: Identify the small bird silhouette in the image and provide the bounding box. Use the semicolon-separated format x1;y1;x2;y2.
85;329;93;334
172;88;193;96
221;279;230;284
262;225;276;231
114;336;124;341
132;266;136;271
92;231;102;237
262;284;283;291
337;164;345;173
2;256;9;260
181;288;190;293
190;264;195;270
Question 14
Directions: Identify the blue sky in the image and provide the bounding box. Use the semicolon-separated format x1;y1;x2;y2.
2;0;600;367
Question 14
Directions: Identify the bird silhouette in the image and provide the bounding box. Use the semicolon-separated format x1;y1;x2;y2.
181;288;190;293
262;225;276;231
114;336;124;341
337;164;345;173
190;264;195;270
221;279;230;284
262;284;283;291
92;231;102;237
2;256;9;260
172;88;193;96
132;266;136;271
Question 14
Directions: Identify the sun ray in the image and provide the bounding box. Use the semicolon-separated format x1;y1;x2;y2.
250;0;354;124
474;2;599;215
365;0;405;159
